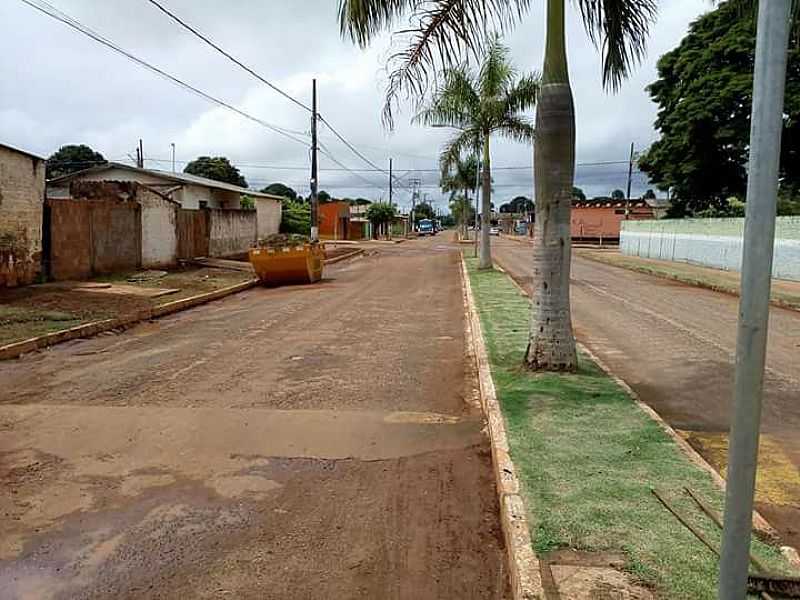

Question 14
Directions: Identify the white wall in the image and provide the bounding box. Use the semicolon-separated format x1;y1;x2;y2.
621;217;800;282
139;188;177;267
256;198;281;239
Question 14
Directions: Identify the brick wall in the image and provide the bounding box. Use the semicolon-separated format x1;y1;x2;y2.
0;146;45;286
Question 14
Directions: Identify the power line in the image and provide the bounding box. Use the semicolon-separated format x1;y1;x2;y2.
144;0;313;114
19;0;309;147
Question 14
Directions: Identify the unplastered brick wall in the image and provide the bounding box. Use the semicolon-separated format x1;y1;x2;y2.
0;146;45;287
621;217;800;282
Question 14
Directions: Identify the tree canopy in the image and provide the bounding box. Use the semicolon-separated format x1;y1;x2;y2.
572;187;586;202
638;0;800;216
413;202;435;221
611;189;625;200
261;182;298;201
184;156;247;188
500;196;534;213
46;144;105;179
366;202;396;226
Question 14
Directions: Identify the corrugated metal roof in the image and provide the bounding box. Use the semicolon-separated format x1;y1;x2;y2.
47;162;284;200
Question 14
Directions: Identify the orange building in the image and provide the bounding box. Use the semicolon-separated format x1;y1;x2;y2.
571;199;655;242
319;201;351;240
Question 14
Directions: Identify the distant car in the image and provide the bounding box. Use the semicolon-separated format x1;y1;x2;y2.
490;227;501;236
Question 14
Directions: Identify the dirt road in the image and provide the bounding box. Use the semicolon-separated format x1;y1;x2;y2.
0;237;507;599
492;236;800;548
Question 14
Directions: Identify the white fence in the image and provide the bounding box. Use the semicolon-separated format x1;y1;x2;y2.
620;217;800;282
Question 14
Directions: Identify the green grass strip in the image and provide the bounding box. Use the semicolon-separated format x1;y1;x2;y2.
465;257;792;599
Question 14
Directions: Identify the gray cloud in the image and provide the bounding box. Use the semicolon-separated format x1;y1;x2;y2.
0;0;707;212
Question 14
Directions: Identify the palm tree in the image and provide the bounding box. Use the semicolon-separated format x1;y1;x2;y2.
441;153;479;239
449;193;474;238
415;35;537;269
338;0;658;371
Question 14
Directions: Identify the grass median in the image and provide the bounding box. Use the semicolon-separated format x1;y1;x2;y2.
465;256;794;599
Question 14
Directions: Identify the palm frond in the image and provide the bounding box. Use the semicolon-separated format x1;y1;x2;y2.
575;0;658;91
338;0;415;47
359;0;530;127
503;71;540;116
496;114;535;144
413;65;479;129
439;129;481;173
479;32;516;99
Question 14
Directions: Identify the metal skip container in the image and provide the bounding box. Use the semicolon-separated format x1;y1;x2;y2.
248;242;324;286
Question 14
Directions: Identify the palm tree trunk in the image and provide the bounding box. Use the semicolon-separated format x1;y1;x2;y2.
478;134;492;269
525;0;578;371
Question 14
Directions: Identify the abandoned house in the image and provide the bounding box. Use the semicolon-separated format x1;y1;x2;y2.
0;143;46;287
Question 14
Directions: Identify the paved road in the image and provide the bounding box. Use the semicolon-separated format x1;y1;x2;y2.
492;236;800;548
0;237;507;599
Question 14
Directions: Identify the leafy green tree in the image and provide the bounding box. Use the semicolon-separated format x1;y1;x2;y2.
413;202;435;221
261;183;298;200
414;34;537;269
280;201;311;235
449;194;475;236
240;195;255;210
46;144;106;179
318;190;332;203
184;156;247;187
611;189;625;200
642;188;656;200
638;0;800;217
572;186;586;201
440;153;479;235
339;0;659;371
500;196;534;213
366;201;396;238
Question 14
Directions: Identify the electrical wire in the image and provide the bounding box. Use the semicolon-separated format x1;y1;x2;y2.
144;0;313;114
19;0;310;147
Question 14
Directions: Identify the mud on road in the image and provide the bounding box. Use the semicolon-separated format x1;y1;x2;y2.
0;237;507;599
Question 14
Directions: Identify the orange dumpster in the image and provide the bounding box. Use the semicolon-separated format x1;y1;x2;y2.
248;242;324;286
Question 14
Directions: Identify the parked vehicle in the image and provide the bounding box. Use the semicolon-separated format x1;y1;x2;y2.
490;226;501;236
418;219;435;235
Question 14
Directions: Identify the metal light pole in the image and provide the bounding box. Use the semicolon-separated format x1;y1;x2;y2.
310;79;319;242
718;2;791;598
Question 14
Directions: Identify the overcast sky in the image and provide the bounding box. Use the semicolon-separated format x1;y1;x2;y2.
0;0;709;213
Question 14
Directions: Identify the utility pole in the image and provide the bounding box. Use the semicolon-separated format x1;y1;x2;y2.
310;79;319;242
170;143;176;173
718;2;791;598
625;142;634;219
138;139;144;168
409;177;421;235
389;158;393;207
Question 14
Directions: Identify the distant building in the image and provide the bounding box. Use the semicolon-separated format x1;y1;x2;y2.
47;162;281;210
0;143;46;287
571;198;656;242
319;201;351;240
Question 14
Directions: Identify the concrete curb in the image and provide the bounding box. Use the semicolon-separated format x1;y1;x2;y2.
0;279;259;361
324;248;365;265
494;259;800;568
459;256;544;599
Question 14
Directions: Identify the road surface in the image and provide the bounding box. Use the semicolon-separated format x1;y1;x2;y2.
492;236;800;548
0;237;507;599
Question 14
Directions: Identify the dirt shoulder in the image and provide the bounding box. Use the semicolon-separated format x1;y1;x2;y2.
575;246;800;311
0;238;507;599
0;266;253;346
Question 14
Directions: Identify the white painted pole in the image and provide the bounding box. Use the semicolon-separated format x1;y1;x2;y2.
718;2;791;598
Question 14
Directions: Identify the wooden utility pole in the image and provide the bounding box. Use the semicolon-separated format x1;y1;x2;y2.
138;139;144;168
625;142;634;219
310;79;319;242
389;158;393;206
